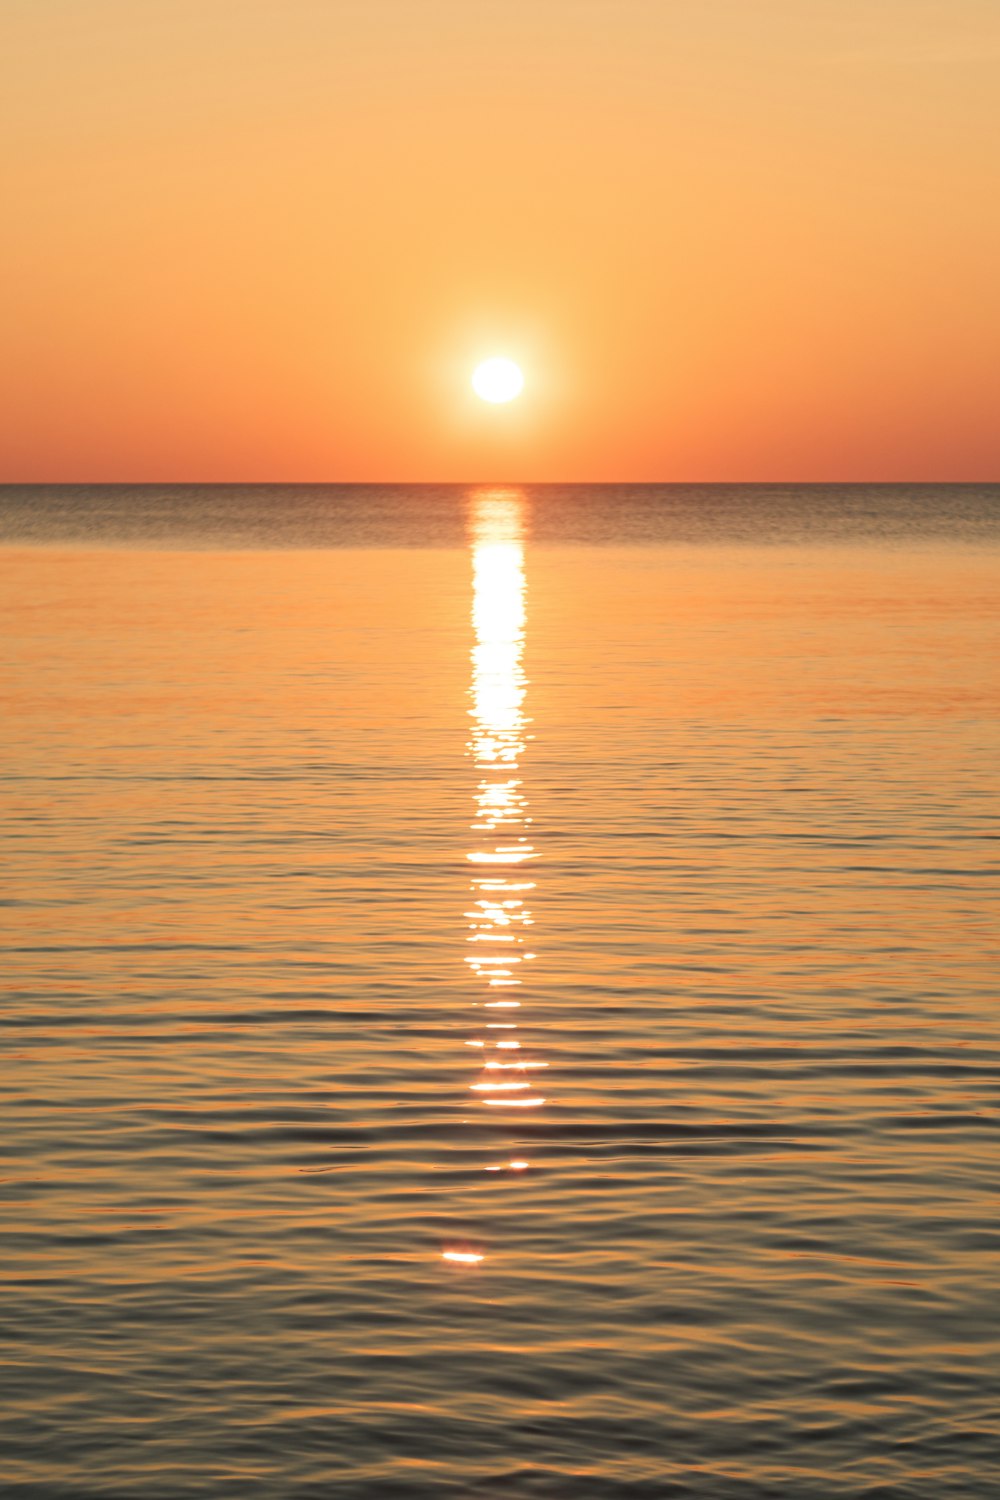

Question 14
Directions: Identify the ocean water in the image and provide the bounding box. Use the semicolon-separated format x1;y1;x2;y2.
1;484;998;1500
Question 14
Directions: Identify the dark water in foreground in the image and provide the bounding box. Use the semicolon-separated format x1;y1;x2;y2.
1;485;998;1498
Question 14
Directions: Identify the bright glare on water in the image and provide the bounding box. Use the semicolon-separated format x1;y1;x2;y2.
1;484;998;1499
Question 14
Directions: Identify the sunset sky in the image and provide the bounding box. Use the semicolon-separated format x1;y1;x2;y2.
3;0;998;482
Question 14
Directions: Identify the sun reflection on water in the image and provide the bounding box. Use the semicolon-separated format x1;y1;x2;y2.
466;490;544;1107
443;487;544;1266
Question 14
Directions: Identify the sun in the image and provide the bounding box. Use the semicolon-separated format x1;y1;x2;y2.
472;357;524;404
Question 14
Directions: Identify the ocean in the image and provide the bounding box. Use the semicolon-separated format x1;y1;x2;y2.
1;484;998;1498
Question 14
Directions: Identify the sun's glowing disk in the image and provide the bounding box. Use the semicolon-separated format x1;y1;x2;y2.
442;1250;484;1264
472;358;524;403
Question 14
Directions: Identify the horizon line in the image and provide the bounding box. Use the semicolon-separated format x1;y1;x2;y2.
2;477;998;488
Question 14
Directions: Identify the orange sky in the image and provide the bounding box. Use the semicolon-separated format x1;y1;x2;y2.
3;0;998;482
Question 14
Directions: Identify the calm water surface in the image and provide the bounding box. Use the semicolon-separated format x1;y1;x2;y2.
1;485;998;1498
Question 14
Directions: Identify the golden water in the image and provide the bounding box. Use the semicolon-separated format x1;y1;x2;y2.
1;484;998;1498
